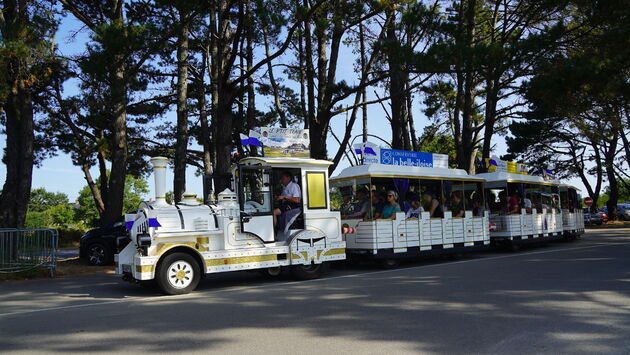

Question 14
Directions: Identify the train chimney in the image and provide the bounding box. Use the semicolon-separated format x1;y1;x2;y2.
150;157;169;206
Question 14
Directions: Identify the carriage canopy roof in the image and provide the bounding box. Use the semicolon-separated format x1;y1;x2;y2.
475;172;559;186
331;163;484;182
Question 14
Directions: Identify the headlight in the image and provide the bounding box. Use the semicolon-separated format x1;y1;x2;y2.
137;233;152;247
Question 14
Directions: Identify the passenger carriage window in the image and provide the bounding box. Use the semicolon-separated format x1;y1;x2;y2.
485;182;507;215
444;180;465;217
418;179;443;218
306;172;327;209
331;178;371;219
528;184;543;213
464;181;485;216
541;185;553;213
560;189;569;210
551;186;561;212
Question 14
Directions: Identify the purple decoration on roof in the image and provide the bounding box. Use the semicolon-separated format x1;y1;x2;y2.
354;148;362;154
125;221;134;230
364;147;377;156
249;137;263;147
148;218;161;228
489;159;498;166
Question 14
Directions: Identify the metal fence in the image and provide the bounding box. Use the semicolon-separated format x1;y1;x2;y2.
0;228;58;276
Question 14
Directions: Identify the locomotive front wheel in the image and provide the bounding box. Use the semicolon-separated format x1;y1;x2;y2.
156;253;201;295
292;263;327;280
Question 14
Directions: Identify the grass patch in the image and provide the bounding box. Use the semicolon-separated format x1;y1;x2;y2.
0;258;114;282
587;220;630;229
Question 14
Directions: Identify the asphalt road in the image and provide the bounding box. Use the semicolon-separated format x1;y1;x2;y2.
1;228;629;354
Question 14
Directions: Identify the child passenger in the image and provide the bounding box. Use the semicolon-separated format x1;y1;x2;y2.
405;194;424;218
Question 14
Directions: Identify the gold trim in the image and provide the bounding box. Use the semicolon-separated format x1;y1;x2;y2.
136;265;154;273
330;174;484;182
322;248;345;256
205;254;280;267
291;253;301;259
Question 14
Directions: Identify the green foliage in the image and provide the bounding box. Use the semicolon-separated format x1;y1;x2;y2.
417;124;457;168
25;211;53;229
25;187;75;228
28;188;69;212
76;175;149;227
48;204;76;226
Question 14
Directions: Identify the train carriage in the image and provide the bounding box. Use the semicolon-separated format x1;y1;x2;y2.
476;171;565;247
559;184;585;238
330;162;490;264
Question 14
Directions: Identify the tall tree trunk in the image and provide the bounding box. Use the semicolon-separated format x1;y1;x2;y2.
245;10;257;154
303;0;316;130
262;27;287;127
0;0;35;228
459;0;478;173
604;131;619;219
103;59;128;226
386;10;410;150
174;12;190;203
359;23;368;142
0;84;34;228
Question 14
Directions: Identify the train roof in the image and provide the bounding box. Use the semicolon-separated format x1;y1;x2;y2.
475;172;559;185
237;156;332;168
330;163;484;182
559;183;581;191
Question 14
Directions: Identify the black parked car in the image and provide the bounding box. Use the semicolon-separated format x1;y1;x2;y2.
79;222;130;266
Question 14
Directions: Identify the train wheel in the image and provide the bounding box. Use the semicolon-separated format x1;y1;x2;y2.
156;253;200;295
292;263;327;280
507;243;521;252
378;258;400;269
259;266;283;278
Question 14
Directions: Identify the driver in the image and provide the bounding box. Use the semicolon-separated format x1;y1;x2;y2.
273;171;302;230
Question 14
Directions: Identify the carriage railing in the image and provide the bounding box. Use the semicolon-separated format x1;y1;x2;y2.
0;228;58;276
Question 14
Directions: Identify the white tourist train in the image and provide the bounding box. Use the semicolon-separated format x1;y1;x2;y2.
116;155;345;294
115;131;587;294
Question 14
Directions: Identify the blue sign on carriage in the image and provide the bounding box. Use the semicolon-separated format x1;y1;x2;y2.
380;149;434;167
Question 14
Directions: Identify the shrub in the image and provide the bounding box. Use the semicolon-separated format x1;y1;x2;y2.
57;227;88;248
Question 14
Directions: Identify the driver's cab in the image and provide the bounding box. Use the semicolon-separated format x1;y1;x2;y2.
231;157;334;243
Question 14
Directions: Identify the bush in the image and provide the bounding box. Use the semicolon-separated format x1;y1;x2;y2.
25;211;53;228
57;227;88;248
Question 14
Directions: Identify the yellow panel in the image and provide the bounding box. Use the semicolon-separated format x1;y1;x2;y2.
307;172;327;209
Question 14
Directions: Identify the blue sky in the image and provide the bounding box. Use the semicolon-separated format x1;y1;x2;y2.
0;14;594;202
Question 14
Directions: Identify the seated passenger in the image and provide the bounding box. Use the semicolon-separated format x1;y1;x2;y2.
367;191;384;219
422;191;443;218
340;192;357;218
451;191;465;217
508;192;520;214
346;188;370;219
382;190;402;220
523;193;533;213
405;194;424;219
471;194;484;216
273;171;301;232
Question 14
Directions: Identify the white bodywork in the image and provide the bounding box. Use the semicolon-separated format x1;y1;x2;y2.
331;163;490;257
560;183;585;235
476;172;564;241
116;157;344;281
